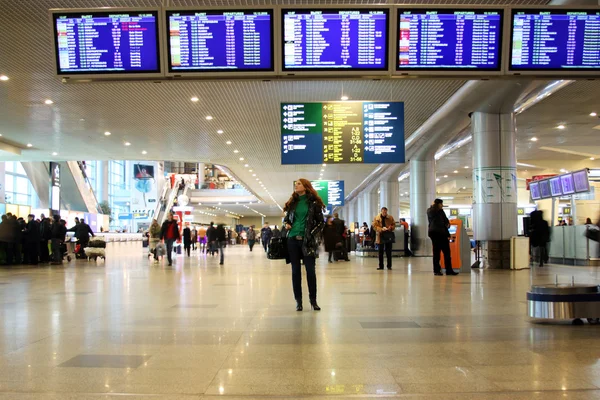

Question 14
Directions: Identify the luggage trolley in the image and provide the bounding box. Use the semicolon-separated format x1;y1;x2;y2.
84;236;106;262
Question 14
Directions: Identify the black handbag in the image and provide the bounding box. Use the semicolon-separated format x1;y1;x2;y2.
267;237;288;260
381;230;396;244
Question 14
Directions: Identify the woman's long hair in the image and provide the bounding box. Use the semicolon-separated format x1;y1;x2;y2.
284;178;326;212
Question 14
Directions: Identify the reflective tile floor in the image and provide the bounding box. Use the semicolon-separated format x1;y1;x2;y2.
1;242;600;400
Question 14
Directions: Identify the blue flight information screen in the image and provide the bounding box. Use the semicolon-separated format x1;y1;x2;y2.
281;101;405;165
510;9;600;71
282;9;389;71
53;11;160;74
397;9;503;70
167;10;273;72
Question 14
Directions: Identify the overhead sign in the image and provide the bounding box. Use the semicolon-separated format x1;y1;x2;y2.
49;162;61;212
510;9;600;73
282;9;389;72
281;101;405;164
311;180;345;206
397;9;503;72
52;10;161;75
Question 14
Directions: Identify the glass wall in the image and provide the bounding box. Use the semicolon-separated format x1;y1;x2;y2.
5;162;40;207
108;160;129;229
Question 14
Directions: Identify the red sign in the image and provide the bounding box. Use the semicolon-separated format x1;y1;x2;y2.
526;174;556;190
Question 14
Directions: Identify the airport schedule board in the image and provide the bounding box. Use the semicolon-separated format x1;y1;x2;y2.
397;9;503;72
52;10;161;75
281;101;405;165
166;10;274;73
310;180;345;206
510;9;600;72
282;9;389;72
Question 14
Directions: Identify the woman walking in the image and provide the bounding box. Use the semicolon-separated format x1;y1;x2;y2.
149;219;161;262
247;226;256;251
284;179;325;311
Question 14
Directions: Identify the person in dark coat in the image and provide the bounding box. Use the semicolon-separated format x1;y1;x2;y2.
50;215;67;265
206;222;217;256
427;199;458;276
529;210;550;267
16;217;26;264
39;214;52;263
160;213;180;266
24;214;41;265
216;223;227;265
261;223;273;252
332;213;349;261
323;217;342;263
272;226;281;239
183;224;192;257
70;219;94;257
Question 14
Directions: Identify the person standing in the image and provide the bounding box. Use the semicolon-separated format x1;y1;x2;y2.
183;224;192;257
323;216;341;263
191;227;197;251
216;223;227;265
198;225;207;253
39;214;52;263
24;215;41;265
261;223;273;252
373;207;396;270
50;214;67;265
399;218;413;257
332;213;349;261
529;210;550;267
206;222;217;256
427;199;458;276
284;178;325;311
247;226;257;252
272;225;281;239
149;219;161;262
160;213;180;266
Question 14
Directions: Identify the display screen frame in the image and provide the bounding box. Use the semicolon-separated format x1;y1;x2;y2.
549;176;563;197
280;5;392;76
530;181;541;200
164;7;276;77
573;169;591;193
507;7;600;76
539;179;552;199
50;8;164;79
394;6;507;76
560;173;576;195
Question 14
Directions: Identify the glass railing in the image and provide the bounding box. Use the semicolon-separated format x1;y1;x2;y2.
547;225;600;265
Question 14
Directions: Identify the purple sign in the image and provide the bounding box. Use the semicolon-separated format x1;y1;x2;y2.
573;169;590;193
560;174;575;195
530;181;541;200
549;177;563;197
539;179;551;199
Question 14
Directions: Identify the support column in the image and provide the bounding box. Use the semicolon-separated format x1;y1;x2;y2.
197;163;205;188
410;160;436;256
348;200;357;227
356;195;364;227
379;181;399;220
368;189;379;225
101;161;109;203
472;112;518;269
361;192;370;226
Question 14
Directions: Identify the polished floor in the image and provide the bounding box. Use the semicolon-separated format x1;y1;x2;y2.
1;242;600;400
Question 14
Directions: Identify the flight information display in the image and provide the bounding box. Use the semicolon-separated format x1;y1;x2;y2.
573;169;591;193
539;179;551;199
510;9;600;71
530;181;541;200
549;176;563;197
299;180;345;206
281;101;404;165
167;10;273;72
53;10;160;74
397;9;503;71
282;9;389;71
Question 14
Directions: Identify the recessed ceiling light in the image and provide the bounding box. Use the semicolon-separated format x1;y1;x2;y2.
530;137;538;142
191;97;199;102
462;186;467;190
249;169;253;172
239;157;244;161
206;116;213;120
26;143;33;147
341;95;349;101
255;178;259;181
233;149;239;153
52;152;58;156
560;168;567;173
557;124;565;129
590;112;597;117
0;75;8;81
252;174;256;177
124;142;131;146
591;157;596;160
217;130;223;134
464;166;469;169
453;170;458;173
226;141;232;145
142;150;147;155
244;164;249;167
44;99;53;105
104;131;111;136
436;178;440;182
443;175;448;178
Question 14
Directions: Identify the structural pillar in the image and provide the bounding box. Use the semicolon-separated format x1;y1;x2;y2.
472;112;518;269
197;163;205;187
410;159;436;256
361;192;370;226
379;180;400;220
368;189;379;224
356;195;364;227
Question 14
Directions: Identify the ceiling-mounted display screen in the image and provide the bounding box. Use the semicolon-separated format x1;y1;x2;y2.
166;9;274;73
530;181;541;200
282;8;389;71
560;174;575;195
573;169;591;193
297;180;345;206
510;9;600;72
281;101;404;165
549;176;563;197
396;8;503;72
52;9;161;75
539;179;551;199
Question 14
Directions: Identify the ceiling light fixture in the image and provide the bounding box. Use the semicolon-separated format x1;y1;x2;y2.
590;112;597;117
591;157;596;160
463;186;467;190
52;152;58;156
124;142;131;146
464;166;469;169
0;75;8;81
244;164;249;168
44;99;54;105
104;131;111;136
217;130;223;134
557;124;565;129
530;137;538;142
142;150;147;155
206;116;213;120
252;174;256;177
436;178;440;182
239;157;244;161
191;97;199;102
341;95;349;101
226;141;232;145
453;170;458;173
234;149;239;153
26;143;33;148
443;175;448;178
